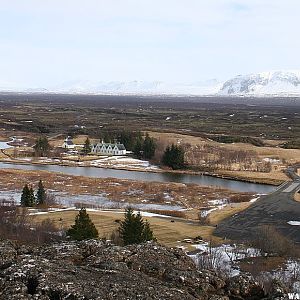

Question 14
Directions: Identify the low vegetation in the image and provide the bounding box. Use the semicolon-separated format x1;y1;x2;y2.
209;135;265;147
0;201;61;244
251;225;298;258
282;138;300;149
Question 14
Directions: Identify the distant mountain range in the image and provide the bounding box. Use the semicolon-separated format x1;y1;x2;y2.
2;71;300;97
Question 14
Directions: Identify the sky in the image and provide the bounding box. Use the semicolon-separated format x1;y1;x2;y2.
1;0;300;88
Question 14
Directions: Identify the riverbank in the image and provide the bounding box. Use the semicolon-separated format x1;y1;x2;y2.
0;154;284;187
0;159;276;194
0;168;256;210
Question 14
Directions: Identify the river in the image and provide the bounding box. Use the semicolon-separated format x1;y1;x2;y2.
0;141;12;150
0;162;275;193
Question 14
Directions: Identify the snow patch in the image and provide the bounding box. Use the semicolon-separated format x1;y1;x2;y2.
288;221;300;226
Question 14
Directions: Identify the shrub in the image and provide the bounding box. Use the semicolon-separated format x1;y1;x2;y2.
251;225;295;257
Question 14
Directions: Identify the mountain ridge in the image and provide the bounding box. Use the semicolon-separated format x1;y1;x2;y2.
2;71;300;97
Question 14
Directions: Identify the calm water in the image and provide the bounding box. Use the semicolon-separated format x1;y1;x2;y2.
0;141;12;150
0;162;276;193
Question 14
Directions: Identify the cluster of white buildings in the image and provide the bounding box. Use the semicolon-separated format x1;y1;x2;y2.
62;137;126;156
91;141;126;156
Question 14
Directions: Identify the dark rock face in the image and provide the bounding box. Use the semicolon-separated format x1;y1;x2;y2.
0;240;286;299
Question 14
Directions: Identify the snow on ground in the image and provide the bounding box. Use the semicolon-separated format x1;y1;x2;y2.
190;242;261;277
0;190;21;202
250;196;260;203
200;198;228;217
137;211;171;218
200;207;218;218
288;221;300;226
1;154;159;171
163;192;174;201
28;207;173;219
47;192;184;211
0;190;184;211
89;156;159;170
208;199;228;206
263;157;281;164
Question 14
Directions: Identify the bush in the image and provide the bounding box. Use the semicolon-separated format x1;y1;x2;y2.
0;203;62;244
251;225;295;257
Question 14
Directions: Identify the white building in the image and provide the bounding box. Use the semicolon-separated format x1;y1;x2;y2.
62;137;75;149
61;137;84;151
91;141;126;156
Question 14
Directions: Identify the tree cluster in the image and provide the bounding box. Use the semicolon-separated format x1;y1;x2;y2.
162;144;185;170
184;144;271;172
96;130;156;160
33;136;51;157
96;130;139;150
67;207;155;244
20;180;48;207
133;133;156;160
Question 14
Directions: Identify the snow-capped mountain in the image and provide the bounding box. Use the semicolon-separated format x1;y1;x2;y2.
52;80;221;96
2;71;300;97
219;71;300;96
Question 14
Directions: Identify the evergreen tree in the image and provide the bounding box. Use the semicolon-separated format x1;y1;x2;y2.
143;133;156;159
162;144;185;170
133;138;143;159
33;136;51;156
119;131;135;151
118;207;155;245
28;187;36;207
67;208;99;241
83;137;91;155
142;220;155;242
21;184;36;207
36;180;47;206
20;184;30;207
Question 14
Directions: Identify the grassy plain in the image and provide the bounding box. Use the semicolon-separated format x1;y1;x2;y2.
33;209;223;249
0;94;299;142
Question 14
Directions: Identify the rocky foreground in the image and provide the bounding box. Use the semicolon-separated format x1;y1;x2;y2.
0;240;287;300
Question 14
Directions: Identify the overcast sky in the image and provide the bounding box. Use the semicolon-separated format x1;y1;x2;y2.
1;0;300;87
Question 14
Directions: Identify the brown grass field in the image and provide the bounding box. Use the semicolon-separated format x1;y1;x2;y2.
148;131;298;184
33;209;223;250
